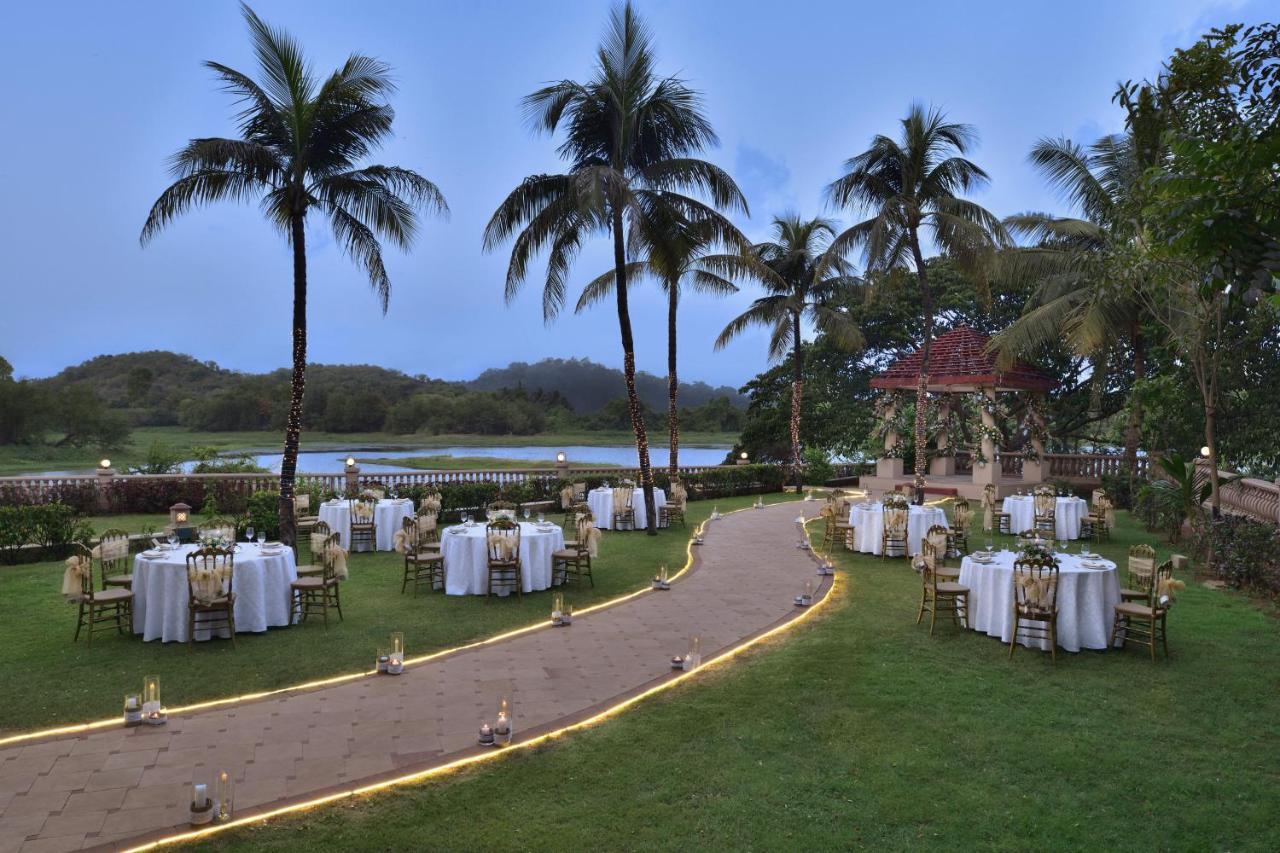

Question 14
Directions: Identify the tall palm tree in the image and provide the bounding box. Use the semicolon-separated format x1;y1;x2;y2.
140;4;447;544
576;206;756;476
485;2;745;534
990;131;1159;494
715;215;865;486
825;104;1006;503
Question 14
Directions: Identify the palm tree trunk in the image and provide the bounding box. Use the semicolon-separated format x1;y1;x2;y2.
278;213;307;547
910;236;933;505
790;311;804;490
612;208;657;535
667;283;679;479
1124;321;1145;497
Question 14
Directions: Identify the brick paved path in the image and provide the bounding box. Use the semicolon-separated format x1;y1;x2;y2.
0;501;828;852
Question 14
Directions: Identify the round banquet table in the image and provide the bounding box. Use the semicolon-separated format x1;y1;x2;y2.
587;487;667;530
958;550;1120;652
1000;495;1089;540
318;498;415;551
131;543;297;643
848;502;948;555
440;521;565;596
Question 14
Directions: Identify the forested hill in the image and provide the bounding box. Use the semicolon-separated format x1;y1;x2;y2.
10;351;744;438
468;357;746;412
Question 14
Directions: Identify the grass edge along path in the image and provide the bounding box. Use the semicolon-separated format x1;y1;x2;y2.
0;494;799;738
176;508;1280;852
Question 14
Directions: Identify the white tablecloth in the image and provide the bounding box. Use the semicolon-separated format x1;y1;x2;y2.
1001;495;1089;539
848;503;948;555
587;487;667;530
318;499;415;551
440;522;565;596
131;544;297;643
958;550;1120;652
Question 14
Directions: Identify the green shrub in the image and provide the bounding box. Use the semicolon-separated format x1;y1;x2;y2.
1195;514;1280;596
245;490;282;539
801;448;834;485
0;503;94;564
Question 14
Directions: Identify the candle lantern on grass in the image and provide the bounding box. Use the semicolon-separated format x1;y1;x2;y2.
387;632;404;675
551;593;564;626
143;674;166;725
123;694;142;727
795;580;814;607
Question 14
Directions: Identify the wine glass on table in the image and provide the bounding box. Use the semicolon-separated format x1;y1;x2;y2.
522;507;530;522
257;531;266;546
245;525;255;545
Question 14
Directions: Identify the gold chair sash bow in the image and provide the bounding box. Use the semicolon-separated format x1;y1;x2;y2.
486;533;518;561
560;485;576;509
92;539;129;561
352;501;374;521
310;530;330;555
578;523;602;557
612;487;633;511
670;483;688;508
325;542;349;580
1156;576;1185;606
1015;571;1057;609
188;564;231;605
982;484;998;531
61;555;91;599
884;507;908;536
419;494;442;514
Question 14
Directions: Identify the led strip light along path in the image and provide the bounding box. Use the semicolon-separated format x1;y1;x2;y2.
0;501;831;852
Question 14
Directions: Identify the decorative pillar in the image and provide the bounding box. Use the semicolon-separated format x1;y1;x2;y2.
1022;393;1046;484
930;393;956;476
94;459;115;514
876;393;905;479
344;457;359;496
972;387;998;487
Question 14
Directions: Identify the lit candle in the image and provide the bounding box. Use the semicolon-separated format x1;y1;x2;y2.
494;698;512;745
193;783;208;807
478;723;494;746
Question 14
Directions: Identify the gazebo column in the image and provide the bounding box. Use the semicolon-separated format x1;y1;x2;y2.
876;396;905;479
930;393;955;476
1022;393;1047;484
972;386;999;488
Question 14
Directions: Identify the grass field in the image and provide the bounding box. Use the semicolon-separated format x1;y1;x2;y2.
0;495;772;734
0;427;737;475
178;508;1279;852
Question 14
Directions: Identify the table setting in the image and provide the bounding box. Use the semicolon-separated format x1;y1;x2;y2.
587;483;666;530
1000;490;1089;539
848;500;948;555
318;496;416;551
440;513;565;596
131;538;298;643
958;539;1119;651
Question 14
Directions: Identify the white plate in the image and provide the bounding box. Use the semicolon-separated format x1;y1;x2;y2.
141;551;164;559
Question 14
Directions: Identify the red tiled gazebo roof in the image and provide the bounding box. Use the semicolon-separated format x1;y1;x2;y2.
869;326;1055;393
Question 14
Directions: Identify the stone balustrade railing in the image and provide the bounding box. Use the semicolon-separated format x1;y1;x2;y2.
1193;461;1280;524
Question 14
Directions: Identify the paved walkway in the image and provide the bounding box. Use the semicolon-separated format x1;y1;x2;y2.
0;502;829;852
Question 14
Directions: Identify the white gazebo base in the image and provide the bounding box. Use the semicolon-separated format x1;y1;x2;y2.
858;472;1031;501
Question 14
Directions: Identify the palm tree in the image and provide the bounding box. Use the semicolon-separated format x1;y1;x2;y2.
576;206;756;476
825;104;1006;503
990;131;1158;495
484;2;745;534
140;4;447;544
715;215;865;486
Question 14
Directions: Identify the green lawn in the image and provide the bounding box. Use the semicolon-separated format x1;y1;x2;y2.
0;495;778;734
0;427;737;475
357;454;620;471
183;508;1279;852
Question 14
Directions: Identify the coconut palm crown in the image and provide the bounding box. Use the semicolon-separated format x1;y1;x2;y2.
484;1;746;533
140;3;447;543
715;215;865;484
824;104;1006;501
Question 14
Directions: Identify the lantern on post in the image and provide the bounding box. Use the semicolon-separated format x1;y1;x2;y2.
344;457;360;495
736;451;749;466
555;451;569;476
169;502;193;542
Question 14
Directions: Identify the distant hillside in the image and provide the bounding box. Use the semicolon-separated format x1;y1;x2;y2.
468;357;746;412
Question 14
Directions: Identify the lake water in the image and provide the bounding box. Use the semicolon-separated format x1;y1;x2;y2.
252;444;731;474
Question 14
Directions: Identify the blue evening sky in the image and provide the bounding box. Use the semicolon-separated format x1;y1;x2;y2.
0;0;1271;388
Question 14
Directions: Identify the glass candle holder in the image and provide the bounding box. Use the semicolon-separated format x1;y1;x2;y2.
215;771;234;821
123;694;142;727
142;675;160;714
376;648;388;673
683;636;701;671
494;697;512;746
552;593;564;623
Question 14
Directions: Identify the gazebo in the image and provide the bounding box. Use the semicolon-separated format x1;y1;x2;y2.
861;326;1055;500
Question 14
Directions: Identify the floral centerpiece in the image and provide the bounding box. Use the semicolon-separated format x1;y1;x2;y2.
199;533;232;550
1016;541;1058;564
1033;485;1055;498
359;489;380;501
882;492;910;510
